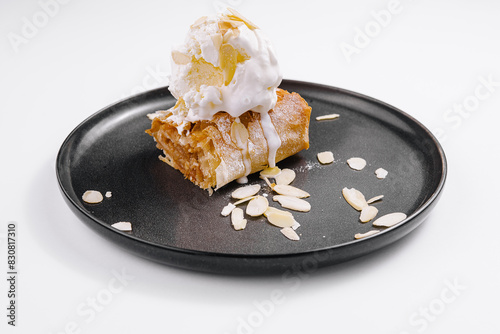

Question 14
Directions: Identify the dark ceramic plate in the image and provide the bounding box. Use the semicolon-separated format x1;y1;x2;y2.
56;80;446;275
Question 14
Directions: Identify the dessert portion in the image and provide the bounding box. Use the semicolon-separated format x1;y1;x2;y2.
148;89;310;190
147;9;311;191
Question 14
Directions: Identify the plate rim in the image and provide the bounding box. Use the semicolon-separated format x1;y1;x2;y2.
56;79;447;261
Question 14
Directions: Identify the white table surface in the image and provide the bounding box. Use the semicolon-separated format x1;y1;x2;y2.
2;0;499;333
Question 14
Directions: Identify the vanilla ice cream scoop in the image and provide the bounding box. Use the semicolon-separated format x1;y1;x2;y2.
166;9;283;167
169;9;282;121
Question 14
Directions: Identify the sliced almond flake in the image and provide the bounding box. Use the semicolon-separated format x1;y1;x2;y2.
316;114;340;121
230;119;249;146
220;43;237;85
375;168;388;179
231;118;252;168
147;110;170;120
263;206;288;217
231;208;247;230
264;207;297;223
359;206;378;223
275;168;296;185
231;184;261;199
221;203;236;216
82;190;103;204
317;151;334;164
261;175;274;188
230;120;251;176
218;20;233;35
266;211;296;228
273;185;310;198
219;18;241;30
347;157;367;171
191;15;208;28
233;196;255;206
246;196;269;217
273;195;311;212
367;195;384;204
280;227;300;241
372;212;407;227
260;166;281;178
291;220;301;230
171;50;191;65
316;113;340;121
342;187;368;211
147;113;158;120
210;33;223;51
222;28;239;43
226;8;259;30
354;230;380;239
111;222;132;232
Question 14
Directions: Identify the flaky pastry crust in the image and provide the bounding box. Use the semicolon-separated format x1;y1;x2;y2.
146;88;311;190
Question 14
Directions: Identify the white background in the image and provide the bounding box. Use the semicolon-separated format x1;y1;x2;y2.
1;0;499;333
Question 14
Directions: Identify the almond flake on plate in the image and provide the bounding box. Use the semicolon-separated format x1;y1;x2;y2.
82;190;104;204
315;114;339;121
354;230;380;239
231;208;247;230
264;208;296;228
233;196;256;206
231;184;261;199
263;206;285;217
260;166;281;178
359;206;378;223
246;195;269;217
317;151;334;164
260;175;274;188
375;168;388;179
342;187;368;211
347;157;367;171
221;203;236;216
372;212;407;227
111;222;132;232
280;227;300;241
273;184;310;198
275;168;296;185
273;195;311;212
367;195;384;204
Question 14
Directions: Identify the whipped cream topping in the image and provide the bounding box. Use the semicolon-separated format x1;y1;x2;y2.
166;9;283;168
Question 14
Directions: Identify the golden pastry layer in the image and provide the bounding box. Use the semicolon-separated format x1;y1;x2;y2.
146;88;311;190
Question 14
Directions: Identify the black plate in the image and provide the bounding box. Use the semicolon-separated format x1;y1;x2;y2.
56;80;446;275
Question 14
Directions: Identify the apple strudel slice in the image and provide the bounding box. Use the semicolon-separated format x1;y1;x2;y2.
146;88;311;191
